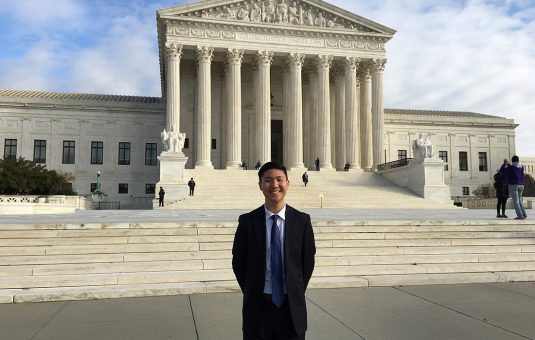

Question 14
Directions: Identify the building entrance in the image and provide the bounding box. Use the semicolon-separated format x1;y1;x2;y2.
271;120;283;165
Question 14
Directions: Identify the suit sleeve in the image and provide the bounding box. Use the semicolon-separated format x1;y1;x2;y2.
232;214;247;292
302;214;316;290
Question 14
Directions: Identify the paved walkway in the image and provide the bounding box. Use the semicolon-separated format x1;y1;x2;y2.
0;208;520;224
1;282;534;340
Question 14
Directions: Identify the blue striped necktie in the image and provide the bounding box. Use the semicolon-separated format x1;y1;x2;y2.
270;215;284;307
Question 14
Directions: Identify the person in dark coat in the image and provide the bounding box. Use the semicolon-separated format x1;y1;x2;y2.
493;170;508;218
232;162;316;340
301;172;308;187
314;157;320;171
158;187;165;207
500;156;527;220
188;178;196;196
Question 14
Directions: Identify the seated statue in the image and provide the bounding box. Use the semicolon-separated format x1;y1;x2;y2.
412;133;434;161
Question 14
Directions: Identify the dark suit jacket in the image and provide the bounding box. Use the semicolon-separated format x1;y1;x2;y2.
232;205;316;337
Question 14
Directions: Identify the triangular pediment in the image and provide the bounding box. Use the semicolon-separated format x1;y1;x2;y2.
158;0;396;35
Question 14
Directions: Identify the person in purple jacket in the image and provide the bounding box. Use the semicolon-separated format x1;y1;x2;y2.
500;156;527;220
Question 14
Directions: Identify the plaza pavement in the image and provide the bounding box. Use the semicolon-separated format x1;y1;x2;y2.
0;207;511;224
0;282;533;340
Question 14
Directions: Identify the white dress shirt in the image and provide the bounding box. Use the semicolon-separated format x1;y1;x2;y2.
263;205;287;294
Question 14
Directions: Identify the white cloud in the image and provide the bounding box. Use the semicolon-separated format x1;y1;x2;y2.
333;0;535;155
0;0;533;155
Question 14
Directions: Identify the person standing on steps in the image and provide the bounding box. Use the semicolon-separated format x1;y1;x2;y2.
500;156;527;220
315;157;320;171
302;171;308;187
158;187;165;207
494;166;508;218
232;162;316;340
188;178;196;196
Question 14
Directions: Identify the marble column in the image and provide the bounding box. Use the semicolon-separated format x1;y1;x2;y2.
307;63;318;169
359;63;373;171
255;51;273;165
225;48;244;169
250;63;259;166
195;46;214;168
288;53;306;170
281;61;290;167
334;66;346;170
330;75;336;167
165;43;183;134
302;74;311;169
345;57;360;170
372;58;387;169
317;55;334;170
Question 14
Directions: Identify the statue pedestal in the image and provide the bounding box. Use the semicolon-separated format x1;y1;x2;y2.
379;157;451;203
408;158;451;202
153;151;188;208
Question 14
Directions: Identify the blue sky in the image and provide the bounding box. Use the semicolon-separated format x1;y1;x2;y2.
0;0;534;155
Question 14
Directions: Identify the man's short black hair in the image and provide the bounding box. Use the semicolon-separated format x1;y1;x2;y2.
258;162;288;181
512;155;519;163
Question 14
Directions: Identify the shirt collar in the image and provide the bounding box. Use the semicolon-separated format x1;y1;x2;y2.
264;205;286;221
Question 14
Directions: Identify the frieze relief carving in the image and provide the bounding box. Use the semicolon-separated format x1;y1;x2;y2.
190;0;374;32
166;24;385;51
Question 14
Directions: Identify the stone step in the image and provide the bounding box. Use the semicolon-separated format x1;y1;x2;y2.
4;252;535;276
3;270;535;304
0;269;235;289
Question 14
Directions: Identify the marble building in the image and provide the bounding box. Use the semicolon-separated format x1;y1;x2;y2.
0;0;518;202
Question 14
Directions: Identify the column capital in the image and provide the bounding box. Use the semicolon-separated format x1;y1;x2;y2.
358;62;372;80
196;46;214;63
256;50;274;67
165;43;183;60
288;53;306;69
344;56;360;72
372;58;387;73
227;48;244;65
317;55;333;70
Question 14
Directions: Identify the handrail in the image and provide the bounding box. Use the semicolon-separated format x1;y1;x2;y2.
376;158;413;171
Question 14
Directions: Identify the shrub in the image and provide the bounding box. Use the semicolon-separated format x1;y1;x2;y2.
0;158;75;195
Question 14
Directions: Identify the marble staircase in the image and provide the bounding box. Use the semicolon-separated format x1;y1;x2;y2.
0;220;534;303
167;169;453;209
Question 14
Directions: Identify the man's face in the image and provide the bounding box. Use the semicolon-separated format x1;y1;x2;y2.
259;169;289;206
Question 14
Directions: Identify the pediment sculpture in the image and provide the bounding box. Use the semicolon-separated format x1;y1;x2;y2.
195;0;367;31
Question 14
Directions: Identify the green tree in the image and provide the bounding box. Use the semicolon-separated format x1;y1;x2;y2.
0;158;75;195
524;173;535;196
472;183;496;199
473;173;535;199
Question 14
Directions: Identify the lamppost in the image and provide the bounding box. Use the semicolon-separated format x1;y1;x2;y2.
319;193;324;209
95;171;101;193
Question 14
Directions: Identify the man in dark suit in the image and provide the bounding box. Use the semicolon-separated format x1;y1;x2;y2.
232;162;316;340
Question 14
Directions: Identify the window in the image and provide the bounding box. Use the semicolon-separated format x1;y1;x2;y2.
90;183;97;193
33;140;46;163
439;151;448;171
91;141;103;164
184;138;189;149
118;183;128;194
145;143;157;166
459;151;468;171
478;152;488;172
62;141;75;164
462;187;470;196
118;142;131;165
212;139;217;150
3;139;17;160
397;150;407;160
146;184;155;194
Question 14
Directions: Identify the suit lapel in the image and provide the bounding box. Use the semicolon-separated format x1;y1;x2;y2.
253;206;267;272
284;205;296;268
